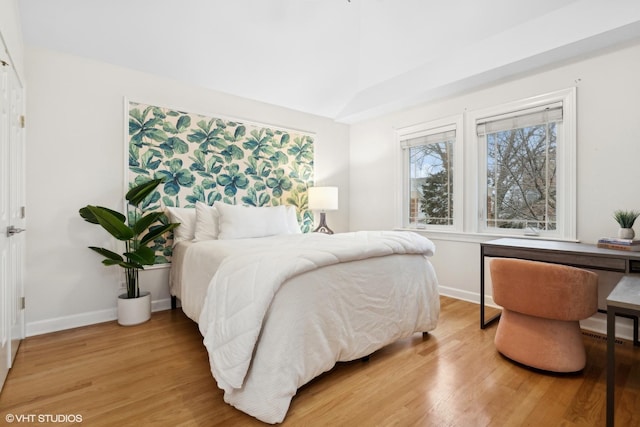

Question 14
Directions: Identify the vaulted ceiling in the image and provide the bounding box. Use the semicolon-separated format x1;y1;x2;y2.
18;0;640;122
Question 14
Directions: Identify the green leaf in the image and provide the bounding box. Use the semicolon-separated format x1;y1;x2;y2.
80;205;125;224
187;186;205;204
258;192;271;206
176;169;196;186
217;174;232;186
270;151;288;166
176;115;191;132
126;178;163;206
234;125;246;139
129;108;144;124
120;260;144;269
165;158;184;173
146;128;168;142
243;139;258;150
224;184;237;197
126;246;156;265
140;150;161;170
162;122;178;134
162;196;175;207
187;129;209;144
207;191;221;205
89;246;123;262
168;137;189;154
207;157;222;174
202;178;216;189
139;190;161;210
79;206;99;224
129;119;142;135
235;175;249;189
86;206;133;241
132;211;164;235
140;223;180;246
151;107;166;119
212;137;227;150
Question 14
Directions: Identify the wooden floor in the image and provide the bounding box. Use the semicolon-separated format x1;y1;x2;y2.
1;296;639;426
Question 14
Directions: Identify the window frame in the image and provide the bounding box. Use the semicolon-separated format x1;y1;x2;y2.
397;115;464;232
467;88;576;240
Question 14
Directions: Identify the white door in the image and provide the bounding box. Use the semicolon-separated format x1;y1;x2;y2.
0;53;25;391
0;53;11;389
8;62;25;365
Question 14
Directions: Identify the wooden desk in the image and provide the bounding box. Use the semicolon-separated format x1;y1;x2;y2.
480;238;640;329
606;276;640;427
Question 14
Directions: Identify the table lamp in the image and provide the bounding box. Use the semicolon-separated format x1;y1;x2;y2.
308;186;338;234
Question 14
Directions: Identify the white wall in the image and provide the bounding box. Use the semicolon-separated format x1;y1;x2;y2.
349;42;640;337
0;0;24;82
24;47;350;335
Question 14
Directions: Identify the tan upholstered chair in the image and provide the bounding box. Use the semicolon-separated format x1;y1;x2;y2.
489;258;598;373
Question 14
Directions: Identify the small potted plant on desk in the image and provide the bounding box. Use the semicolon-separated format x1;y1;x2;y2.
79;178;179;326
613;209;640;240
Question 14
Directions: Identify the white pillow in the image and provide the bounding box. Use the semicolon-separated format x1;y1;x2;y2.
285;205;302;234
165;207;197;245
215;202;292;240
194;201;220;241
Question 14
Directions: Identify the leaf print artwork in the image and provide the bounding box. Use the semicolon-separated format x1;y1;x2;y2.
130;106;168;146
128;101;315;263
155;158;196;196
217;164;250;197
267;169;293;198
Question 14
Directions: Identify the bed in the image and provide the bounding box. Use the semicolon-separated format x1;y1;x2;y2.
167;202;440;424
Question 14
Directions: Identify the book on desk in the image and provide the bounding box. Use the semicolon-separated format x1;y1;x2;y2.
597;237;640;251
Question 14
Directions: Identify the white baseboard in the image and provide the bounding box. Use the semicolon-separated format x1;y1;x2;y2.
580;312;636;342
27;291;638;343
26;298;173;337
439;285;498;307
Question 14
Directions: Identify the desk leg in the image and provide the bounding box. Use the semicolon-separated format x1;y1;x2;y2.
480;250;501;329
480;247;486;329
607;307;616;427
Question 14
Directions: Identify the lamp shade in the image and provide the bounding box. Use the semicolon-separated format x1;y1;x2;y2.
308;186;338;211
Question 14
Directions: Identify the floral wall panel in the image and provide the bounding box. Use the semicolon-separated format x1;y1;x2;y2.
127;101;315;263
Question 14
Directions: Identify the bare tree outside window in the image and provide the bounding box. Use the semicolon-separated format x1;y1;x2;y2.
408;141;454;226
486;123;557;230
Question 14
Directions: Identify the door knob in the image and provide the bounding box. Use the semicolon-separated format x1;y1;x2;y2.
6;225;25;237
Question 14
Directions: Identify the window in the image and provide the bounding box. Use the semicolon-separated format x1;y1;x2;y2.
479;104;561;231
472;89;576;239
397;88;576;240
399;116;462;230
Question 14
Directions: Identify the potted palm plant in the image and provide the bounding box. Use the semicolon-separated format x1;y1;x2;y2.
79;178;179;325
613;209;640;240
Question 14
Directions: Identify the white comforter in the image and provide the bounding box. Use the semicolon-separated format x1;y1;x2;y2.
197;231;439;423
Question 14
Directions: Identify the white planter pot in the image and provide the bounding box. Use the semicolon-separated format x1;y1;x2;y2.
618;228;635;240
117;291;151;326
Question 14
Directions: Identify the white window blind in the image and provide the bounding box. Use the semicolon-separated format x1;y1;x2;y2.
400;124;456;149
476;103;563;136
